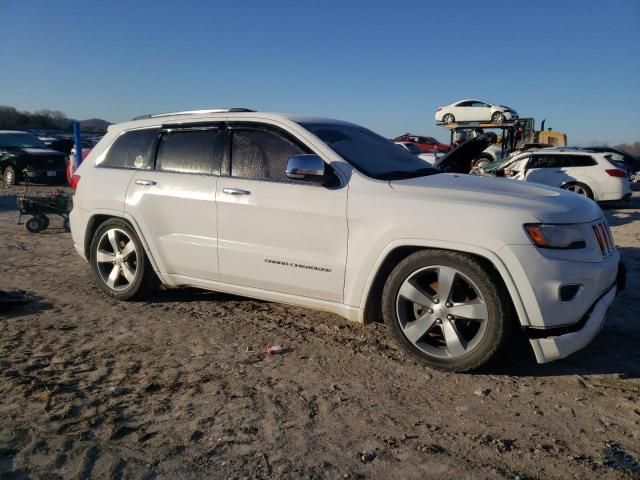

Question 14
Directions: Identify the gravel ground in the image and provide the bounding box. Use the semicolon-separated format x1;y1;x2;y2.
1;184;639;479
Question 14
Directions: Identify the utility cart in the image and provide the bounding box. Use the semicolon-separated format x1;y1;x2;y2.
16;183;72;233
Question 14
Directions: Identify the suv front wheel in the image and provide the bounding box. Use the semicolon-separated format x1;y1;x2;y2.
90;218;159;300
382;250;512;372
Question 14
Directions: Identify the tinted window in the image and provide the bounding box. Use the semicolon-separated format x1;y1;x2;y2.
300;122;438;180
529;154;564;169
0;132;47;148
101;128;159;169
401;143;422;154
231;128;307;181
566;155;597;167
456;101;473;107
156;129;221;175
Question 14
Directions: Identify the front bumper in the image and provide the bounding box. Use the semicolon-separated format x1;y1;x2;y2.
527;262;625;363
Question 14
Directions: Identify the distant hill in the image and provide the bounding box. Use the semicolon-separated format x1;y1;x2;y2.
0;105;111;133
79;118;111;132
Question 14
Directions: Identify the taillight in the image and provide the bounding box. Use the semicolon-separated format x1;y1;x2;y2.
605;169;626;177
70;174;81;188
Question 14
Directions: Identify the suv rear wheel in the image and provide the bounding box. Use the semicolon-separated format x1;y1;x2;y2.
90;218;159;300
382;250;512;372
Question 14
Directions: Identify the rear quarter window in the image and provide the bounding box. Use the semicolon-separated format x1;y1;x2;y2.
567;155;597;167
100;128;159;169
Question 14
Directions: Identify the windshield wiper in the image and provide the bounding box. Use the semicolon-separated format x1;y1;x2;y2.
376;167;440;180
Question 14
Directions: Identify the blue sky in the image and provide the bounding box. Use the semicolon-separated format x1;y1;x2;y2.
1;0;639;145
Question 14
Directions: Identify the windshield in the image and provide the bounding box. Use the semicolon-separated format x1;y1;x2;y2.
0;132;47;149
300;122;439;180
402;143;422;154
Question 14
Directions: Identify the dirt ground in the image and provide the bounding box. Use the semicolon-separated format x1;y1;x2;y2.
1;183;639;480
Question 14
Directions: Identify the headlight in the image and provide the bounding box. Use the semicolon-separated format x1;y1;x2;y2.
524;224;586;249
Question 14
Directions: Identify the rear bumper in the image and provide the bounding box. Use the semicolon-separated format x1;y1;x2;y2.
69;205;89;262
528;263;625;363
23;168;66;183
597;180;631;202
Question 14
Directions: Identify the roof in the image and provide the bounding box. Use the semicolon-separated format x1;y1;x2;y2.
0;130;29;134
110;109;357;133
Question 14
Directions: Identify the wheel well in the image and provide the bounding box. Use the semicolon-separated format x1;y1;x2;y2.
84;214;124;259
363;246;519;327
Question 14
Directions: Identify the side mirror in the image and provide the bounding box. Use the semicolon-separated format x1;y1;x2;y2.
286;154;325;184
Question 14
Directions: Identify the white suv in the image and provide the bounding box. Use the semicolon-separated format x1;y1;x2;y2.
488;148;631;201
69;109;625;372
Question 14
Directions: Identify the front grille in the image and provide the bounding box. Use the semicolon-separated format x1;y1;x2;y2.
592;220;614;257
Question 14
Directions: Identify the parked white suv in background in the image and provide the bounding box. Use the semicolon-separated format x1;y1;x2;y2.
70;109;625;372
486;148;631;201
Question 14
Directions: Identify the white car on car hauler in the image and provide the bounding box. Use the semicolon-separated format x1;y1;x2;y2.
435;99;518;124
70;109;625;372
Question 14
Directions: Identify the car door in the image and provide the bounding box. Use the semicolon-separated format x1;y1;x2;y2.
125;124;223;281
523;154;573;187
216;122;348;303
451;101;471;121
467;101;492;121
86;127;160;216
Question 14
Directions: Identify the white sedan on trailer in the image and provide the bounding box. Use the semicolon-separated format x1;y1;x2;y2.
435;99;518;124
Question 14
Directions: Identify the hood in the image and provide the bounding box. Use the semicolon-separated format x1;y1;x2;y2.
436;132;497;173
389;173;603;224
18;147;66;157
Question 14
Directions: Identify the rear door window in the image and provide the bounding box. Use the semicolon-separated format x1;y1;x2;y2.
155;128;222;175
230;127;309;182
101;128;159;169
529;154;563;169
566;155;597;167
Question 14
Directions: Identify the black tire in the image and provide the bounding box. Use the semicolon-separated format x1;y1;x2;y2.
89;218;160;300
491;112;506;124
25;216;44;233
561;182;593;199
36;214;50;230
442;114;455;124
3;166;17;186
382;250;513;372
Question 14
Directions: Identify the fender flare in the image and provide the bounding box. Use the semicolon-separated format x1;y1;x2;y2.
358;239;532;327
84;210;168;283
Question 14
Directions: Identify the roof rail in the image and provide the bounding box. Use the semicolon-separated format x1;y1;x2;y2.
132;108;255;121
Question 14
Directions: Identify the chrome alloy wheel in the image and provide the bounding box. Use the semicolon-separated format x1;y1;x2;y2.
95;228;138;290
395;265;489;358
565;184;588;196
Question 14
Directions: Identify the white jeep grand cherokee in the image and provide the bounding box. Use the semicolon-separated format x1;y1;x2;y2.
70;108;624;372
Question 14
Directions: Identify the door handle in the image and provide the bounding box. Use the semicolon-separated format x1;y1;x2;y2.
135;179;157;186
223;188;251;195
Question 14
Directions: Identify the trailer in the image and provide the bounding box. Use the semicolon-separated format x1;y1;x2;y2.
438;118;567;170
